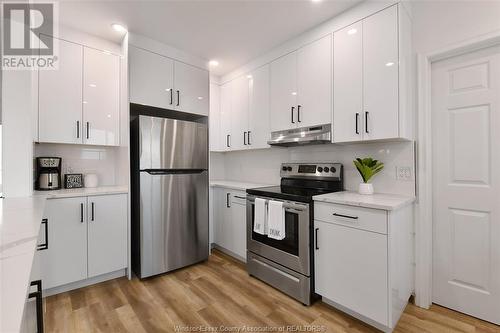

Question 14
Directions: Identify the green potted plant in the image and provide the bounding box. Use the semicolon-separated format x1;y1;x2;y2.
353;157;384;195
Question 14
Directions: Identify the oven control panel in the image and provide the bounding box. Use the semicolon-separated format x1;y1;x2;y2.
280;163;342;179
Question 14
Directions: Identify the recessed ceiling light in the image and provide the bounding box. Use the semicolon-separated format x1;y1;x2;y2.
246;75;253;79
347;28;357;35
385;62;395;67
111;23;127;33
311;0;322;3
197;96;203;100
209;60;219;67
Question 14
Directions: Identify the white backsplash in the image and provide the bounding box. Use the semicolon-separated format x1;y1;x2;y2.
34;143;118;186
211;141;416;196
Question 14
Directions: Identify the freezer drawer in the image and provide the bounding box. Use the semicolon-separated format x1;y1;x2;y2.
139;115;208;170
138;170;209;278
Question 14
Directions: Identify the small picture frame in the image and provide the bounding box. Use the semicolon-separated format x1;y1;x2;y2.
64;174;83;189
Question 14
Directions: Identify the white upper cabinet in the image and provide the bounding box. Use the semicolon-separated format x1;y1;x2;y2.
219;82;233;151
333;4;412;143
248;64;270;149
270;35;332;132
129;46;209;115
83;47;120;146
38;37;83;144
209;83;221;151
174;61;209;116
270;52;297;132
333;21;363;143
296;35;332;128
362;5;399;141
129;46;174;109
231;75;250;150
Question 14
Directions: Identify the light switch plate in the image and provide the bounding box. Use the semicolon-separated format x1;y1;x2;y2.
396;166;412;181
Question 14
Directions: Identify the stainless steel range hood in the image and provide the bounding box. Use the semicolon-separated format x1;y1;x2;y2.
267;124;331;147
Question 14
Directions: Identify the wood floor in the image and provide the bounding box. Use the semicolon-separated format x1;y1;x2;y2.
44;250;500;333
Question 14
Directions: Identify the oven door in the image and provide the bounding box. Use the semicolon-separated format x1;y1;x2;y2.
246;195;310;276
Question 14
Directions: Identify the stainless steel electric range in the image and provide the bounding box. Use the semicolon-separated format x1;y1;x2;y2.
246;162;343;305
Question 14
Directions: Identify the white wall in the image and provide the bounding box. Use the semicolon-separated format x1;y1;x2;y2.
220;141;415;196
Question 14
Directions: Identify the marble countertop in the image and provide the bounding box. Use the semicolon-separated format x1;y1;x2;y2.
34;185;128;199
210;180;276;191
0;196;47;333
313;191;415;211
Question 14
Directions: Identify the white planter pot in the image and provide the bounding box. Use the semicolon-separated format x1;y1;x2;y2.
358;183;374;195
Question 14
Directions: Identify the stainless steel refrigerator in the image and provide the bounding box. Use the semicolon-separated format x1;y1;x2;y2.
131;115;208;278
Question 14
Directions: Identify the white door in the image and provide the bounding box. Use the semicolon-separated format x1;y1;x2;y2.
83;47;120;146
362;5;399;140
248;64;270;149
38;36;83;144
270;52;297;132
87;194;128;277
214;188;231;250
333;21;363;143
129;46;174;109
230;198;247;259
432;45;500;324
174;61;209;116
209;83;221;151
231;75;250;150
314;219;388;325
297;35;332;128
220;82;233;151
38;198;87;289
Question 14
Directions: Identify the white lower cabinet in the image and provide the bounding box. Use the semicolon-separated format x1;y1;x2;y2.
37;194;127;291
314;202;413;331
213;188;247;259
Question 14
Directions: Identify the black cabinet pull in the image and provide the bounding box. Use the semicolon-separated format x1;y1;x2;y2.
365;111;369;133
291;106;295;123
247;131;251;145
355;113;359;134
332;212;358;220
234;195;246;200
76;121;80;138
37;219;48;251
226;134;230;147
29;280;44;333
315;228;319;250
91;202;95;221
244;131;247;145
86;122;90;139
80;203;84;223
297;105;301;122
169;89;173;105
176;90;180;106
226;193;231;208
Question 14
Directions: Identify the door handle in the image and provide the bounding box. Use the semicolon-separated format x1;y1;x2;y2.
332;212;358;220
297;105;301;122
37;219;48;251
226;134;231;148
176;90;180;106
247;131;251;145
80;203;84;223
365;111;369;133
355;113;359;134
76;121;80;138
91;202;95;221
291;106;295;123
244;131;247;145
86;122;90;139
315;228;319;250
226;193;231;208
169;88;173;105
28;280;44;333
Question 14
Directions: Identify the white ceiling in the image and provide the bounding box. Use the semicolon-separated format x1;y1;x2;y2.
58;0;362;76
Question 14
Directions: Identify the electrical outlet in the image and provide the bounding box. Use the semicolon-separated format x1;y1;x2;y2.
396;166;412;181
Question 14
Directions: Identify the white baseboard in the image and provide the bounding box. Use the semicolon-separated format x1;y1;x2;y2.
42;269;126;297
212;244;246;263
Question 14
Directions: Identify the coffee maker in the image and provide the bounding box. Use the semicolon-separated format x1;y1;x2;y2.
36;157;62;190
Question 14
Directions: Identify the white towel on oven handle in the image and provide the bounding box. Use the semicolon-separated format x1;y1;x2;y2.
253;198;268;235
267;200;285;240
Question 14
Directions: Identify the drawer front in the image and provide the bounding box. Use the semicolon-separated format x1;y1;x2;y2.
314;202;387;234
